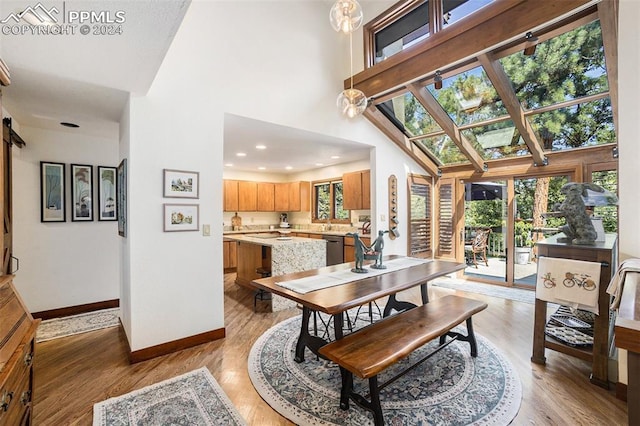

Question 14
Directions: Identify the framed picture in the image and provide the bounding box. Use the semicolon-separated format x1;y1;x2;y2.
71;164;93;222
164;203;199;232
117;159;127;237
97;166;117;221
163;169;199;199
40;161;66;222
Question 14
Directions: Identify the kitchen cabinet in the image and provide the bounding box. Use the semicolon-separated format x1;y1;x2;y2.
343;170;371;210
223;180;239;212
223;240;237;272
344;235;371;263
274;183;290;212
289;181;310;212
238;181;257;211
257;182;275;211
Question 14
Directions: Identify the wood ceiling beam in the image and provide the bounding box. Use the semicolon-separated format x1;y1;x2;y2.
598;0;619;133
407;83;486;172
477;53;547;166
363;106;439;177
351;0;596;97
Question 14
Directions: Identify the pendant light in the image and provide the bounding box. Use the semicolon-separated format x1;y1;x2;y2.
331;0;367;118
329;0;363;34
337;30;367;118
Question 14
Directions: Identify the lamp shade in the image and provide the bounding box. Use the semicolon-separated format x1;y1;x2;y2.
337;88;367;118
329;0;363;34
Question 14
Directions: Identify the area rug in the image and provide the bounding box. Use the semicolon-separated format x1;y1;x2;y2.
93;367;246;425
249;315;522;425
432;278;535;304
36;308;120;342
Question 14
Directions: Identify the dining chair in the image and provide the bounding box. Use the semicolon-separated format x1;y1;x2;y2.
464;228;491;268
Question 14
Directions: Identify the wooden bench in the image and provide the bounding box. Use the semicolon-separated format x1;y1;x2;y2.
318;295;488;426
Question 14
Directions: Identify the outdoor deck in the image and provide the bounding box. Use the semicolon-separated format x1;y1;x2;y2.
464;255;537;287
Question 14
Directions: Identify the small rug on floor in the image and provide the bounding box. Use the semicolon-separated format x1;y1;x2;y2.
36;308;120;343
249;315;522;425
433;278;535;304
93;367;246;426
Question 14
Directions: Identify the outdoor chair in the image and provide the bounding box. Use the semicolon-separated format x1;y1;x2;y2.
465;228;491;268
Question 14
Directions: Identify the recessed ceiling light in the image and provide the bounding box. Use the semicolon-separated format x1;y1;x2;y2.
256;144;266;150
331;155;340;159
315;163;324;166
285;166;293;170
258;166;266;170
225;163;233;167
60;122;79;128
236;152;247;157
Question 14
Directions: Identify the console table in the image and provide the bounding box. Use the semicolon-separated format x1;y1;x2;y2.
531;233;617;389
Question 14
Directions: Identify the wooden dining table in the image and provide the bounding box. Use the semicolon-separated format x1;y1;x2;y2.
251;255;466;362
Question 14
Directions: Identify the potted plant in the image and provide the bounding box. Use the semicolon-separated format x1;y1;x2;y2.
514;220;533;264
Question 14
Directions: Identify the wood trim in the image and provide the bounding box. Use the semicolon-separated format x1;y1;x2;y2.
31;299;119;320
477;53;547;166
128;327;226;364
353;0;595;97
407;82;486;171
616;381;627;401
598;0;619;133
363;106;439;176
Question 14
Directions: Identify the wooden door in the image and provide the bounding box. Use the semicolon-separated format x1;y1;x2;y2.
223;180;239;212
257;182;275;211
274;183;290;211
2;122;10;274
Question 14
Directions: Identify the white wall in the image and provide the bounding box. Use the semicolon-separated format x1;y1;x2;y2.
12;125;119;312
122;0;427;351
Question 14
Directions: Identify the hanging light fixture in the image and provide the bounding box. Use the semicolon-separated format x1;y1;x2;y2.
433;70;443;90
336;30;367;118
329;0;363;34
523;31;538;56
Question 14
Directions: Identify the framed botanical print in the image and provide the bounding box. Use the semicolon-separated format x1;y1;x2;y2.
40;161;66;222
71;164;93;221
163;169;199;199
97;166;117;221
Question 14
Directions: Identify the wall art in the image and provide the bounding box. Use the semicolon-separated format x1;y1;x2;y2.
71;164;93;222
40;161;66;222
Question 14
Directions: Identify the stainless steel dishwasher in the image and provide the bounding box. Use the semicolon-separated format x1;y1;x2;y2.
322;235;344;266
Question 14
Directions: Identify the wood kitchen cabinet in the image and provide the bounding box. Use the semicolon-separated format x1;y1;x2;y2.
274;183;290;212
289;181;310;212
257;182;275;211
223;239;237;272
344;235;371;263
343;170;371;210
223;180;239;212
238;181;257;211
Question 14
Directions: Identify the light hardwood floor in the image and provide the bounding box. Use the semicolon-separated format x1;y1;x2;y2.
33;274;628;425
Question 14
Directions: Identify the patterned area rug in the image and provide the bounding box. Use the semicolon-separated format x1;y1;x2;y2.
93;367;246;426
432;278;535;304
249;315;522;425
36;308;120;342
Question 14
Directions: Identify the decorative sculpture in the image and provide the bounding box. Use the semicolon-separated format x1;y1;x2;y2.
543;183;616;245
346;232;369;273
368;230;388;269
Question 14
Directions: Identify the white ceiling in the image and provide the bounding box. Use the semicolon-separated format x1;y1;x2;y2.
0;0;372;173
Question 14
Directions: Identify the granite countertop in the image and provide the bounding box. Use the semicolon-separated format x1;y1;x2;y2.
225;233;327;247
223;228;367;237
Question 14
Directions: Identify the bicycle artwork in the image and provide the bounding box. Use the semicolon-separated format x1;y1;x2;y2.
563;272;596;291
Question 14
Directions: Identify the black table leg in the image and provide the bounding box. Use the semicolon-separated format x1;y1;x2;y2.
383;294;416;317
295;306;331;363
420;282;429;304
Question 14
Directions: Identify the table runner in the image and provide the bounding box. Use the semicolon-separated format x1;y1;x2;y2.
276;257;431;294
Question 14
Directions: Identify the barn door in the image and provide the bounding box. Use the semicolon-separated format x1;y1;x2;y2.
2;119;12;274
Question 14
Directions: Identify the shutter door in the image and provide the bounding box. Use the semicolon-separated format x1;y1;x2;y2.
437;178;455;259
408;175;432;258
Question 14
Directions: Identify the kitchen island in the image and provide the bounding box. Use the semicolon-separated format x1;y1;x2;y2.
226;233;326;311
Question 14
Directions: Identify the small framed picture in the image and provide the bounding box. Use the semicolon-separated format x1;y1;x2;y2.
164;203;199;232
71;164;93;222
40;161;66;222
163;169;199;199
97;166;117;221
117;159;127;237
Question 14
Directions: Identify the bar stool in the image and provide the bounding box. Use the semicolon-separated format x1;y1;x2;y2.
254;267;272;311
